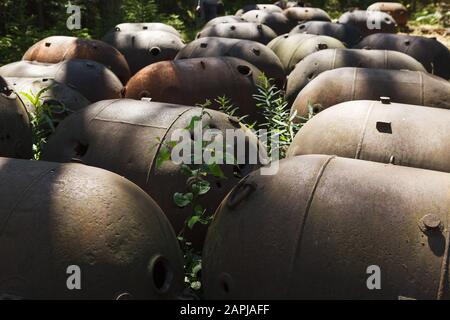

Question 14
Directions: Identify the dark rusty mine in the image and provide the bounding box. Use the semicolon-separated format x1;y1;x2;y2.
367;2;409;27
41;99;261;249
0;78;32;159
291;68;450;119
289;21;363;46
124;57;264;123
0;157;184;299
355;33;450;80
197;22;277;45
103;30;185;75
22;36;131;84
236;4;283;16
338;10;397;37
241;10;294;35
203;154;450;299
204;15;247;28
287;100;450;173
286;49;427;105
112;22;182;38
175;37;285;88
284;7;332;23
0;60;123;103
5;77;90;115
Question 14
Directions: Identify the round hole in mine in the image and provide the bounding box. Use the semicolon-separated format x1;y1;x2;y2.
237;65;252;76
150;47;161;56
150;256;173;294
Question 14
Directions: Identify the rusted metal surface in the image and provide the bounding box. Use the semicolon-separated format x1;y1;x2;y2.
275;1;300;9
287;100;450;173
0;60;123;103
0;78;32;159
367;2;409;26
289;21;363;46
203;154;450;299
124;57;264;123
268;33;346;74
0;157;184;299
236;4;283;16
102;30;185;75
113;22;182;38
284;7;332;23
197;22;277;45
241;10;294;35
41;99;261;249
204;15;247;28
22;36;131;84
286;49;427;105
5;77;90;115
175;37;286;88
355;34;450;80
338;10;397;36
291;68;450;118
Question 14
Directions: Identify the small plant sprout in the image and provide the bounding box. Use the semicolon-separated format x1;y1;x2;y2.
20;85;66;160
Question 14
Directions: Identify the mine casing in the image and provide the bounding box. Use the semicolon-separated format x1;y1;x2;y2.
291;67;450;119
0;78;32;159
355;33;450;80
287;100;450;173
267;33;346;74
124;57;265;124
285;49;427;106
175;37;286;89
236;4;283;16
367;2;409;27
203;154;450;299
196;22;278;45
112;22;182;38
204;16;247;29
289;21;363;47
41;99;261;249
102;30;186;75
241;10;295;35
5;77;91;117
0;60;123;103
22;36;131;84
0;157;184;299
283;7;332;23
338;10;397;37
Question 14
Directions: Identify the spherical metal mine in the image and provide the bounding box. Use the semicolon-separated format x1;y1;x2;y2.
0;157;184;299
41;99;261;249
203;155;450;299
338;10;397;37
0;60;123;103
197;22;277;45
22;36;131;84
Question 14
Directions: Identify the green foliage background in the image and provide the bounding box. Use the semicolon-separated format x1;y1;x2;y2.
0;0;443;65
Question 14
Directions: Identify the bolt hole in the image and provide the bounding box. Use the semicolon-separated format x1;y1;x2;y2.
115;27;121;31
150;256;173;294
143;26;148;30
74;142;89;157
299;24;306;29
139;90;151;99
237;65;252;76
45;42;51;47
230;25;236;31
200;42;208;48
150;47;161;56
307;72;314;80
376;121;392;134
